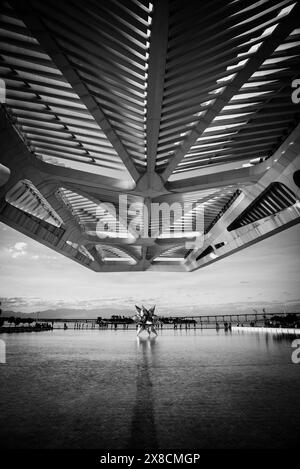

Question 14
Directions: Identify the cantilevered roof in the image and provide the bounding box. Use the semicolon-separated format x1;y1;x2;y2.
0;0;299;272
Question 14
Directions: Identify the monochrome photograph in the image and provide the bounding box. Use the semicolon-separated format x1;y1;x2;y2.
0;0;299;461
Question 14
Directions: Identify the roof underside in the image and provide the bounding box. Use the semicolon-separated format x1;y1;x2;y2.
0;0;300;271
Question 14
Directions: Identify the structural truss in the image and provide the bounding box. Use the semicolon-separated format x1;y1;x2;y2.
0;0;300;271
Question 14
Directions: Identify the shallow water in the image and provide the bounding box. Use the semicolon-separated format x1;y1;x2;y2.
0;329;299;449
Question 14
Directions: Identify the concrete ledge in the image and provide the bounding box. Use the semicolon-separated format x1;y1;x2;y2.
0;163;10;187
232;326;300;335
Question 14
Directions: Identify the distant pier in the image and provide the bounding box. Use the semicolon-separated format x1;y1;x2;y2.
1;312;299;333
32;312;300;330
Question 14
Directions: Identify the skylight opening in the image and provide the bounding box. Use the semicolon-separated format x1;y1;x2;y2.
237;42;262;59
276;3;297;19
224;102;260;110
196;132;237;141
185;147;225;157
192;140;230;149
103;257;135;263
275;41;300;52
158;232;199;239
215;112;253;120
241;80;278;88
200;100;214;107
193;111;204;117
6;179;63;227
154;258;184;262
217;73;236;84
261;24;278;38
205;122;246;132
231;91;272;100
226;59;249;71
263;56;296;65
209;87;225;95
37;155;132;180
229;0;268;18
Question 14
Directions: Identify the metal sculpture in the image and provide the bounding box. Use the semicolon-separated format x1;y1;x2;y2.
133;305;158;336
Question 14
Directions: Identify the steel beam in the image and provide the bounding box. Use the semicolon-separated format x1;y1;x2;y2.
11;0;140;183
161;3;300;181
146;0;169;175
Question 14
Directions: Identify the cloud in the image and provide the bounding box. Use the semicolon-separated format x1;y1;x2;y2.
1;295;300;317
31;253;58;260
0;297;30;307
3;242;58;261
0;222;299;313
15;242;27;250
7;242;28;258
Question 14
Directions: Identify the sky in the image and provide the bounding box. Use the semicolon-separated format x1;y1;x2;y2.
0;221;299;315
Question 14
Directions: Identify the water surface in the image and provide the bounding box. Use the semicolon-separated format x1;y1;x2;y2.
0;329;299;449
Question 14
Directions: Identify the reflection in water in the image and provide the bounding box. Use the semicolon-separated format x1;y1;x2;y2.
128;337;158;449
272;333;298;344
253;331;297;348
1;330;299;449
